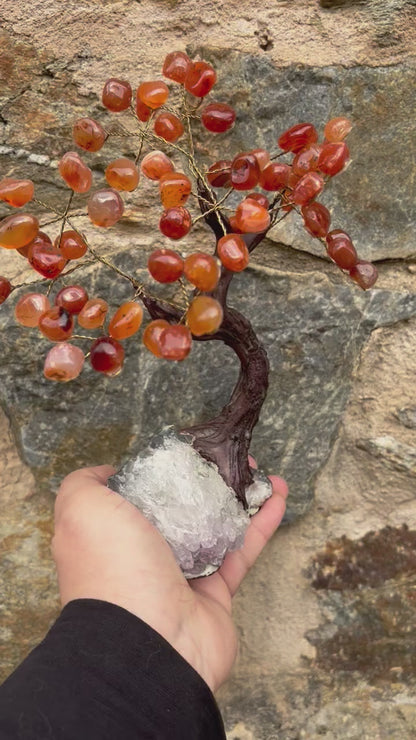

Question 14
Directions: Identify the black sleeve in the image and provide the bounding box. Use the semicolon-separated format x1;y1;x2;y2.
0;599;226;740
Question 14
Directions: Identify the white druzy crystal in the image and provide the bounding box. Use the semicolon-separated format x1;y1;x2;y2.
108;430;270;578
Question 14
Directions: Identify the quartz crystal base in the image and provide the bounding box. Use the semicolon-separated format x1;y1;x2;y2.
108;429;272;579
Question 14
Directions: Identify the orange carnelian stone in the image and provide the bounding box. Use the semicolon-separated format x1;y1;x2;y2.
29;235;67;279
278;123;318;153
58;152;92;193
140;150;174;181
105;158;139;191
154;112;184;143
0;178;34;207
87;189;124;227
326;230;358;269
292;144;322;177
163;51;191;84
143;319;170;357
90;336;124;375
15;293;51;327
250;149;270;170
0;213;38;249
0;277;12;304
186;295;223;336
158;324;192;361
291;172;324;206
318;142;349;177
159;207;192;239
324;117;352;143
259;162;290;191
184;252;220;292
245;192;269;209
55;230;87;260
78;298;108;329
349;261;378;290
137;81;169;109
231;153;260;191
301;202;331;238
102;78;132;112
234;199;270;233
55;285;89;315
108;301;143;340
185;61;216;97
201;103;236;133
38;307;74;342
44;343;85;382
148;248;184;283
136;98;152;122
217;234;249;272
159;172;191;208
72;118;106;152
207;160;232;188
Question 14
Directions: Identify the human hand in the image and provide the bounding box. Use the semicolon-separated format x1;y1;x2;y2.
53;462;288;692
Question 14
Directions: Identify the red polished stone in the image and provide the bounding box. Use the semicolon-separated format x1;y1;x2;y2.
231;153;260;191
15;293;51;327
38;306;74;342
87;189;124;227
29;234;67;279
326;229;358;269
108;301;143;340
184;252;220;292
102;78;132;112
55;230;87;260
135;98;152;122
0;178;34;207
140;150;174;181
186;295;223;336
55;285;89;315
159;172;191;207
72;118;106;152
159;207;192;239
105;158;139;191
0;277;12;304
301;202;331;238
154;112;184;143
162;51;192;84
201;103;236;133
78;298;108;329
217;233;249;272
142;319;170;357
90;336;125;375
44;343;85;382
292;144;322;177
158;324;192;361
207;160;232;188
324;117;352;143
291;172;324;206
250;149;270;170
259;162;290;191
137;80;169;109
278;122;318;153
349;261;378;290
234;199;270;233
58;152;92;193
0;213;39;249
318;142;349;176
148;248;184;283
245;192;269;209
184;61;217;97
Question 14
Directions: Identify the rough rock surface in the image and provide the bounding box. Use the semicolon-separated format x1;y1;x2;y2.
1;0;416;737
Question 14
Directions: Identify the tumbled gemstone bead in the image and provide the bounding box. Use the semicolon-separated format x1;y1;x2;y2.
326;229;358;269
55;285;89;315
231;153;260;190
278;122;318;153
105;158;139;191
287;168;300;189
292;144;322;177
184;252;220;292
15;293;51;327
301;202;331;238
324;117;352;143
245;192;269;209
159;172;191;207
142;319;170;357
186;296;223;336
0;178;34;207
217;233;249;272
159;207;192;239
185;61;217;97
228;215;243;234
158;324;192;361
44;343;85;382
154;112;184;143
291;172;324;206
72;118;106;152
137;80;169;109
38;306;74;342
234;199;270;233
250;149;270;170
108;301;143;340
207;160;232;188
135;98;152;122
318;142;349;176
148;248;184;283
0;277;12;304
140;150;174;180
201;103;236;133
87;189;124;227
29;234;67;279
102;78;132;112
162;51;192;83
259;162;290;191
90;336;125;375
78;298;108;329
58;152;92;193
349;261;378;290
0;213;39;249
55;230;87;260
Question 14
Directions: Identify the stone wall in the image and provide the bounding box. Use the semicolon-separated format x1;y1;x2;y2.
1;1;415;737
